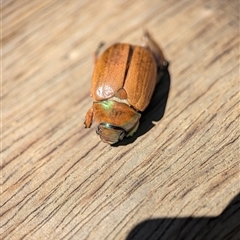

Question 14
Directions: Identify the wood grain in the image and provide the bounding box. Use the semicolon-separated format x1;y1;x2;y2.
2;0;239;239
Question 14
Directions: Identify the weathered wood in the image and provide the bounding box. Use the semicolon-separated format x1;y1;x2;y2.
2;0;239;239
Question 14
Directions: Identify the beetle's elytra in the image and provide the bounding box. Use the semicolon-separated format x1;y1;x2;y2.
84;30;168;144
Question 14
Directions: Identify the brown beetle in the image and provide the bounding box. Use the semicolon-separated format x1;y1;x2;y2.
84;30;168;144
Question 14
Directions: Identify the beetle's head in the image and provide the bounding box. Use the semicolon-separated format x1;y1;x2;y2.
96;123;126;144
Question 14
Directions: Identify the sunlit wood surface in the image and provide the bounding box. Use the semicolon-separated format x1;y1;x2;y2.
2;0;239;239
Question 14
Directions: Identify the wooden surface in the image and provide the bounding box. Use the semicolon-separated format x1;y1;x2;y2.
2;0;240;239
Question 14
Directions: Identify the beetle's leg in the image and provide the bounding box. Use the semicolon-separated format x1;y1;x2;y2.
141;30;168;70
84;107;94;128
94;42;105;64
126;121;140;137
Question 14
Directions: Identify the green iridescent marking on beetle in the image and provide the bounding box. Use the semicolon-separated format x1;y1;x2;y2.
101;100;114;110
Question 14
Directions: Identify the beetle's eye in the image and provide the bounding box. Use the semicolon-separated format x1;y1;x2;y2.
119;131;125;140
96;126;101;135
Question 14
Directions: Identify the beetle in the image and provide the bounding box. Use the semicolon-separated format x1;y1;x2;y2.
84;30;168;144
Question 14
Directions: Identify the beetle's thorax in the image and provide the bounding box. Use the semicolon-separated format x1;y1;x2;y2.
92;100;141;132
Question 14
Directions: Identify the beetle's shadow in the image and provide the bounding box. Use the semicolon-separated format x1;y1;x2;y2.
113;66;171;147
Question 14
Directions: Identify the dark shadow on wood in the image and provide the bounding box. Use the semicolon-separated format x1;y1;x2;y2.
113;64;171;147
125;193;240;240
